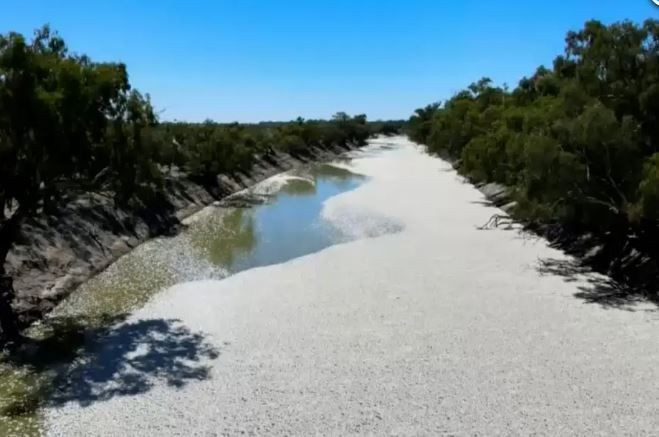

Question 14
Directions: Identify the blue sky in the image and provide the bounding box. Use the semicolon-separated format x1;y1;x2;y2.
2;1;657;122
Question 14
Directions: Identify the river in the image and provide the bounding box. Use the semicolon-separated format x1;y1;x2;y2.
21;136;659;435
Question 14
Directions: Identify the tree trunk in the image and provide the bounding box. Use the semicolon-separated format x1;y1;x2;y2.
0;275;20;346
0;208;25;347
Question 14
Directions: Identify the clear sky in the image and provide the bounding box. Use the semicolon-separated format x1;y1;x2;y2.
2;1;658;122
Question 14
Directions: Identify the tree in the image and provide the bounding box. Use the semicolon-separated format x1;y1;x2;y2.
408;18;659;252
0;26;160;343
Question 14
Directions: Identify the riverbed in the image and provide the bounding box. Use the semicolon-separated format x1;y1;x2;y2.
44;136;659;435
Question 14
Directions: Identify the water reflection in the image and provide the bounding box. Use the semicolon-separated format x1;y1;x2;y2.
279;178;316;196
187;209;257;268
313;163;359;180
192;164;365;273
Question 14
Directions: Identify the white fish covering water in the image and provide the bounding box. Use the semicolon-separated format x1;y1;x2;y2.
45;137;659;436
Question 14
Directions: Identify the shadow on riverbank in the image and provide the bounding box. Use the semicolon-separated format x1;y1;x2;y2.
536;257;659;311
470;182;659;312
1;315;219;420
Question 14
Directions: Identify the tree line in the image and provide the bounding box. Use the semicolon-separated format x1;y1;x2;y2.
154;114;377;186
0;26;402;344
409;19;659;273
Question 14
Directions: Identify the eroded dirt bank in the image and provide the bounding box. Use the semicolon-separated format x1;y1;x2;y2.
4;143;361;326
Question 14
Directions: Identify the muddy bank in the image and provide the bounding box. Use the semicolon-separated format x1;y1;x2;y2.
473;179;659;306
4;143;361;326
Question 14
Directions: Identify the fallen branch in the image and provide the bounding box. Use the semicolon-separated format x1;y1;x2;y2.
479;214;514;230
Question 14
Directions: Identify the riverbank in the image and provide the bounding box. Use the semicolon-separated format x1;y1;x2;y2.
45;136;659;435
469;178;659;308
4;141;364;328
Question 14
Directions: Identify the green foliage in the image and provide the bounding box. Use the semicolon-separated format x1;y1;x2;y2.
636;154;659;221
408;103;439;144
170;122;259;182
409;19;659;235
157;112;371;183
369;120;405;136
0;25;159;213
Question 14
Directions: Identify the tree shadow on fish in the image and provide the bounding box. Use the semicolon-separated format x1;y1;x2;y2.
536;257;659;311
2;315;220;416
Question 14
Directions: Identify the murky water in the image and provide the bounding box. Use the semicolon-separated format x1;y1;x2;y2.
203;164;365;273
53;163;368;320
